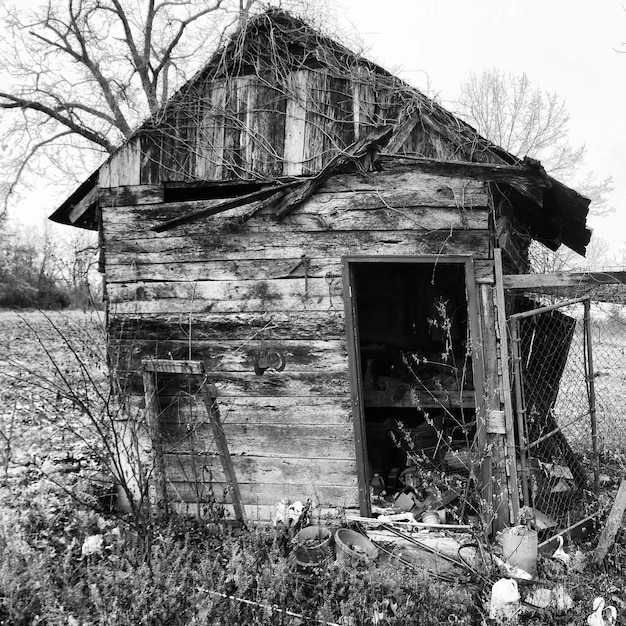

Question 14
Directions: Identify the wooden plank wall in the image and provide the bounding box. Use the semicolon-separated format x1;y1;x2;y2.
99;69;460;189
101;166;492;520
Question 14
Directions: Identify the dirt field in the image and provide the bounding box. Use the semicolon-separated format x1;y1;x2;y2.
0;309;107;480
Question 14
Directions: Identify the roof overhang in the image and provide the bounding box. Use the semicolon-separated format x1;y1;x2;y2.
49;170;99;230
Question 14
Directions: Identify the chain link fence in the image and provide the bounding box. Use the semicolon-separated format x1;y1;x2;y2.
509;286;626;531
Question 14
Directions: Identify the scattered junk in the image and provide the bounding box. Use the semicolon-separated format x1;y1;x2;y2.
372;597;398;625
293;525;333;569
550;534;570;566
501;525;538;577
587;597;618;626
525;585;573;613
334;528;379;564
273;499;305;528
489;578;520;622
81;534;104;558
490;555;534;582
81;527;122;558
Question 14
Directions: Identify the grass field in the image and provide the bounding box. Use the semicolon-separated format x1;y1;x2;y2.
1;309;626;624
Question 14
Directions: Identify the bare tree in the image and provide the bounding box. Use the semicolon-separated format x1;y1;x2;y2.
0;0;331;215
455;69;614;216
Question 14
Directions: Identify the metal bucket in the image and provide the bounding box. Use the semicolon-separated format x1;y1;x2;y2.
334;528;378;564
294;525;333;568
502;526;538;577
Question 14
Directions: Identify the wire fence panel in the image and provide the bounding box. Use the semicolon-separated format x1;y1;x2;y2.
509;287;626;532
510;297;596;531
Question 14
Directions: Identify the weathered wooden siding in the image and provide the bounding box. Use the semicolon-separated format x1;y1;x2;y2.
102;166;493;519
99;69;468;189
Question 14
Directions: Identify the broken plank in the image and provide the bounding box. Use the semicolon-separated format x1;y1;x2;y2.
592;479;626;565
276;125;394;218
152;184;297;232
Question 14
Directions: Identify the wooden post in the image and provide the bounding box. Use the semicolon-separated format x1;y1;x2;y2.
592;479;626;565
509;317;531;509
142;370;168;514
478;282;509;532
493;248;520;523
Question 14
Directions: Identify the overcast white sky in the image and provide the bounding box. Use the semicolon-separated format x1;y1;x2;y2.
11;0;626;261
337;0;626;259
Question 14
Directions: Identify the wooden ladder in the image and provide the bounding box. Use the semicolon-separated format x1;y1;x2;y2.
142;358;245;522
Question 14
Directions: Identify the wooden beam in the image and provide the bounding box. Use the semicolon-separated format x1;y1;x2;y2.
142;359;204;375
494;248;520;524
378;154;550;189
199;379;246;523
503;271;626;291
384;108;420;154
68;185;98;224
592;479;626;566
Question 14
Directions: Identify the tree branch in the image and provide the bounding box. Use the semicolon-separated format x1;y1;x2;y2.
151;0;226;82
2;130;73;215
0;92;114;150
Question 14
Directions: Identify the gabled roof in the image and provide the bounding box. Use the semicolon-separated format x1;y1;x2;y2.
50;8;591;255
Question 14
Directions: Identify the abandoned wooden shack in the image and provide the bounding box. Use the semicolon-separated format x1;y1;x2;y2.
50;9;593;528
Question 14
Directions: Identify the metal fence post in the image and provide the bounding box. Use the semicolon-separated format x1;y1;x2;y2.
584;299;600;494
509;317;531;510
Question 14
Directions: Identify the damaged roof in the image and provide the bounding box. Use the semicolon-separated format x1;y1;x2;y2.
49;8;591;256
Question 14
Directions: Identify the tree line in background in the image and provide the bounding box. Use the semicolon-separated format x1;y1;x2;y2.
0;221;99;309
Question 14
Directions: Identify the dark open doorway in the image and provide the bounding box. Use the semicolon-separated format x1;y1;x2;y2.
343;256;483;516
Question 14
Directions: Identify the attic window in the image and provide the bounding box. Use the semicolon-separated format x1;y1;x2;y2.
163;181;271;203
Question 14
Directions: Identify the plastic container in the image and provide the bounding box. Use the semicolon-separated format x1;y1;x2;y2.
334;529;378;563
294;525;333;568
502;526;538;577
421;511;441;525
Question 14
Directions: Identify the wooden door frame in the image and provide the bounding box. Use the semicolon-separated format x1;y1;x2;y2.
342;254;486;517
